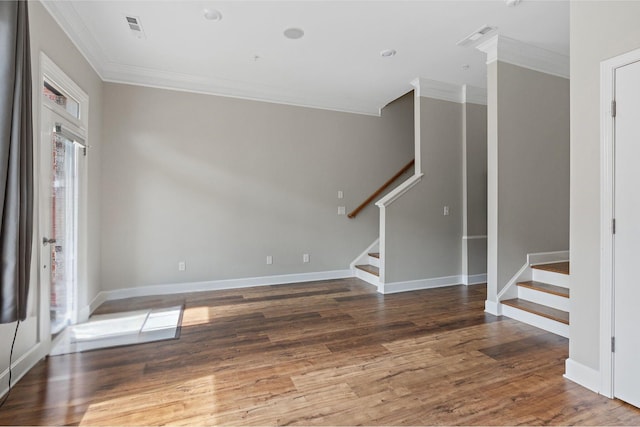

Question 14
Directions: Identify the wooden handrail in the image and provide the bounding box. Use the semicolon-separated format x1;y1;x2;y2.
347;159;415;219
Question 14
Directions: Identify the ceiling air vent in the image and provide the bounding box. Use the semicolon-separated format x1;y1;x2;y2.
456;25;496;47
126;16;146;39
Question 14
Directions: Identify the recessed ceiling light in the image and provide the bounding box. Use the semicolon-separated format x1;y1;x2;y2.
284;28;304;40
380;49;397;58
203;9;222;21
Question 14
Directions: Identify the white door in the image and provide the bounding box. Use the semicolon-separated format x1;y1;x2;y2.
39;107;85;336
613;59;640;408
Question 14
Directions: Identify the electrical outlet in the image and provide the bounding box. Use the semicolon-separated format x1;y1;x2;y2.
443;206;450;216
178;261;186;271
338;206;346;215
266;255;273;265
303;253;310;263
338;190;344;199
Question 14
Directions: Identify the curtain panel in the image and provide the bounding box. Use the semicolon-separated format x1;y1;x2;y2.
0;1;34;324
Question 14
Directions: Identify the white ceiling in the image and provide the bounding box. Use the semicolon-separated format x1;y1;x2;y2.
42;0;569;115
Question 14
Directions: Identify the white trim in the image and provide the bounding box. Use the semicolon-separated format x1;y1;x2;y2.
349;239;380;270
368;255;380;268
531;269;570;289
463;273;487;286
0;342;47;399
104;78;381;117
476;35;569;79
100;270;353;301
353;267;380;288
78;291;109;322
379;207;387;283
527;250;570;266
462;235;487;240
412;87;422;174
517;287;569;312
485;299;501;316
489;250;570;317
375;173;423;208
462;85;487;105
599;46;640;399
381;275;463;294
564;359;601;394
501;304;569;338
40;53;90;131
497;261;531;301
39;1;107;80
411;77;463;103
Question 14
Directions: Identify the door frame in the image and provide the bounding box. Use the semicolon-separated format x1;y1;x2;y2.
599;46;640;399
38;53;89;352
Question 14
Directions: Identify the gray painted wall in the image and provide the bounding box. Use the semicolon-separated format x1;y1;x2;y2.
1;1;103;390
486;61;569;301
463;103;488;277
100;84;414;291
384;96;463;283
570;1;640;372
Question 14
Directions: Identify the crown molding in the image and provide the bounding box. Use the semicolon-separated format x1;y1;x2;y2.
411;77;463;103
101;62;381;116
411;78;486;105
462;84;487;105
476;35;569;79
40;0;107;79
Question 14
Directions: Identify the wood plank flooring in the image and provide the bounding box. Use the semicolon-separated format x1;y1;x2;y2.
0;278;639;425
532;262;570;275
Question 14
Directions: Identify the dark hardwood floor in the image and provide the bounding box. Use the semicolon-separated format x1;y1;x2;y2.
1;278;639;425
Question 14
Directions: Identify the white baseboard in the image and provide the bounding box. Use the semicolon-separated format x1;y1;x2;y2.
0;342;47;399
463;273;487;286
102;269;353;302
485;299;501;316
564;358;600;394
381;275;463;294
78;291;109;322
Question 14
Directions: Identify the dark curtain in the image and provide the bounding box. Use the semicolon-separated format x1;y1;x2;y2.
0;1;33;324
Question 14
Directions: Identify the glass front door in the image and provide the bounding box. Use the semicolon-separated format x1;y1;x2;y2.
47;123;82;334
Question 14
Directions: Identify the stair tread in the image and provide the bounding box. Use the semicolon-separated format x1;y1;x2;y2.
368;252;380;259
502;298;569;325
355;264;379;276
517;281;570;298
532;261;570;275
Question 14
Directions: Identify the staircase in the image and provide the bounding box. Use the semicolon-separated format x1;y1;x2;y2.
354;252;380;287
501;261;569;338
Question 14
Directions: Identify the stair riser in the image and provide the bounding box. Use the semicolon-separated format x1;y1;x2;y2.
532;269;570;288
354;268;380;287
368;256;380;268
517;287;570;312
501;304;569;338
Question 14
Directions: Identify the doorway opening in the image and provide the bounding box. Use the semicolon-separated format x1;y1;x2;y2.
39;53;89;342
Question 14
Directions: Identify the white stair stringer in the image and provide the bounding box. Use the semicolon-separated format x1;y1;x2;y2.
349;239;379;269
493;251;570;338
